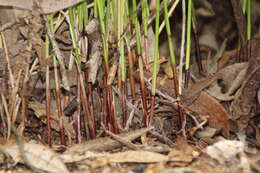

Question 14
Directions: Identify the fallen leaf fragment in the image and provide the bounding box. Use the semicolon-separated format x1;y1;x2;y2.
2;143;69;173
168;149;194;163
189;91;231;137
196;126;219;138
91;150;168;168
29;101;75;138
205;140;244;164
60;151;107;163
104;150;168;163
168;136;200;164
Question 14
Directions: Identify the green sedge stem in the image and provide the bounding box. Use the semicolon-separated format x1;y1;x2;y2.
132;0;142;55
185;0;192;70
119;0;126;81
246;0;251;40
151;0;160;95
141;0;149;36
242;0;247;14
96;0;109;68
163;0;176;66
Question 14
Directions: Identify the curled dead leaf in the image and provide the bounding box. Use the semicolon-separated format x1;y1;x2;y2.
189;92;231;137
2;143;69;173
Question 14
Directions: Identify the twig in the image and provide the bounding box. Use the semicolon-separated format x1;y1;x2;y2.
102;124;139;150
147;0;175;26
112;86;142;120
159;0;181;34
190;117;208;136
125;102;139;130
149;130;175;147
144;77;178;103
0;21;17;32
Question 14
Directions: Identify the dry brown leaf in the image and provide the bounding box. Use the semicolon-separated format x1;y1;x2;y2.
206;84;234;101
196;126;219;138
217;63;247;94
2;143;69;173
95;150;168;164
207;39;227;74
85;19;102;84
218;49;238;69
167;136;200;164
189;91;231;137
0;0;85;14
168;149;194;163
60;151;107;163
229;39;260;132
206;63;248;101
231;68;260;127
28;101;75;138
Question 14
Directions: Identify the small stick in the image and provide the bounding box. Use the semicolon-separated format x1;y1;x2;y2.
149;130;175;147
159;0;180;34
112;86;142;123
0;21;16;32
143;77;178;103
102;124;139;150
125;102;139;130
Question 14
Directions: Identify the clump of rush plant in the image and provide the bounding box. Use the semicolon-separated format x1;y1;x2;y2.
40;0;201;145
